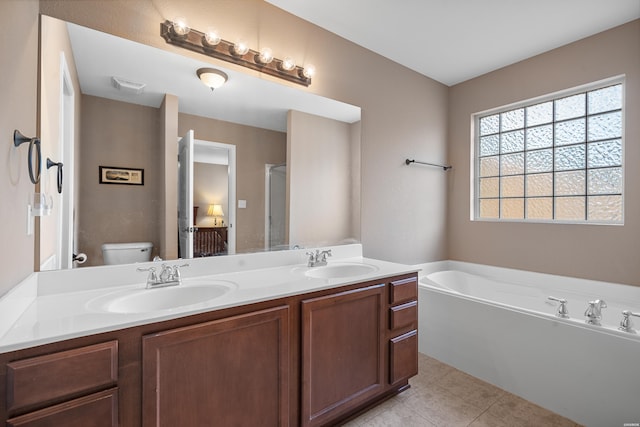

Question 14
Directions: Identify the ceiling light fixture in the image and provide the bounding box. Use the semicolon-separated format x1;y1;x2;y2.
161;20;313;87
197;68;228;91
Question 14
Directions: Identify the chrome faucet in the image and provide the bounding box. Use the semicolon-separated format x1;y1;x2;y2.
584;299;607;325
618;310;640;333
137;263;189;288
306;249;332;267
548;296;570;318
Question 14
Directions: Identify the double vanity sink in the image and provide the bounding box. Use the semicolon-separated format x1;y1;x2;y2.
0;246;403;352
86;262;380;314
0;245;419;426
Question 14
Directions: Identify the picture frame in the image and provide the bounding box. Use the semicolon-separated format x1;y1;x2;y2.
99;166;144;185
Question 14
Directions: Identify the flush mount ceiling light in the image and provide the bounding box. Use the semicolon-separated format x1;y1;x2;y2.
197;68;228;90
161;20;314;87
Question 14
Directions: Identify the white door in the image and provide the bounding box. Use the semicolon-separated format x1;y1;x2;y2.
178;130;194;259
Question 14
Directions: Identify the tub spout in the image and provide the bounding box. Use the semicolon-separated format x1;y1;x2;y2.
548;296;569;318
584;299;607;326
618;310;640;333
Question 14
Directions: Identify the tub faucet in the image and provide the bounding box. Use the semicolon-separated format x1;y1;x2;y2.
548;296;569;318
584;299;607;325
618;310;640;333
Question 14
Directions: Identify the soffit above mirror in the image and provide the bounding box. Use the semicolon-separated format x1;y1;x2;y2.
66;20;360;133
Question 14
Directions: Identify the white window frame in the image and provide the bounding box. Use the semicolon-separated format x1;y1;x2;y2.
471;75;625;225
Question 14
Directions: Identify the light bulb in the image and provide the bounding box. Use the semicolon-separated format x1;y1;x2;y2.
172;17;190;36
256;47;273;65
280;56;296;71
302;64;316;79
203;28;221;46
232;40;249;56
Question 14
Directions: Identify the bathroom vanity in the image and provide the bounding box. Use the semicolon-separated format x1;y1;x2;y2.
0;246;418;426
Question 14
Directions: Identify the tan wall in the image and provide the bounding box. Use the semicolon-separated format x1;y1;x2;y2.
78;95;162;266
0;0;39;295
178;113;286;252
287;110;358;247
160;94;179;260
447;20;640;286
38;0;450;266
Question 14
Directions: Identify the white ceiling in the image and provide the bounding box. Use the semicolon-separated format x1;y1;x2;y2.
266;0;640;86
66;21;360;133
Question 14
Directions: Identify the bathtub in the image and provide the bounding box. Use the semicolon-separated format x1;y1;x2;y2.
416;261;640;427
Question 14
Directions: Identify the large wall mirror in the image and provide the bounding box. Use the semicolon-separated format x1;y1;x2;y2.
38;15;361;270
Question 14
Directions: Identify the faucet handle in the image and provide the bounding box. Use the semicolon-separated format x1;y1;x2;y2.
137;266;158;284
548;296;569;318
619;310;640;332
171;263;190;281
320;249;332;262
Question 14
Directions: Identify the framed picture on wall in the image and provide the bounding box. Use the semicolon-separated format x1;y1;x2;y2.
99;166;144;185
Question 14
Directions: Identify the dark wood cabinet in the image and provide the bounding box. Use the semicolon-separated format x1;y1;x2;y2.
7;389;118;427
142;305;289;427
4;341;118;426
301;284;385;426
0;271;418;427
388;276;418;386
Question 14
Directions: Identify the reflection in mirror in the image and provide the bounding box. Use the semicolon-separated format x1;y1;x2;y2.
39;15;361;270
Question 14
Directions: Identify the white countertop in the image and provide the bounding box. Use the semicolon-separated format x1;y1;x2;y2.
0;245;418;353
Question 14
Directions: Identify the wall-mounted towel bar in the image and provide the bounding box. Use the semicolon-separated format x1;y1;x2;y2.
405;159;452;171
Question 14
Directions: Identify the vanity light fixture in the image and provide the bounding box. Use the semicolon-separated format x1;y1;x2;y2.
197;68;228;90
161;20;313;86
255;47;273;65
278;56;295;71
171;17;190;37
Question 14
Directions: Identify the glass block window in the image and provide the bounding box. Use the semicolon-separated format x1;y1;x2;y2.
475;81;623;223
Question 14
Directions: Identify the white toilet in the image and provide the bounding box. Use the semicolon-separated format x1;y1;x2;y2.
101;242;153;265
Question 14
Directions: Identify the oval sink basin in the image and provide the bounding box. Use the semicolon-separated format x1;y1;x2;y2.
304;263;379;279
89;282;236;313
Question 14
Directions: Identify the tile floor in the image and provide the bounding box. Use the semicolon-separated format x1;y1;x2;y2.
343;353;581;427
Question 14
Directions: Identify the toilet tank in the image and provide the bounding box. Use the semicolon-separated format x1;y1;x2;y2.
101;242;153;265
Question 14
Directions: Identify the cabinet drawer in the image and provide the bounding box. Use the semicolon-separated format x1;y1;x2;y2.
389;330;418;385
7;388;118;427
389;300;417;330
389;277;417;305
7;341;118;412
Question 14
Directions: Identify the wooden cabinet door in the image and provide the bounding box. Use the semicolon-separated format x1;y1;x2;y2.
301;284;385;427
142;305;290;427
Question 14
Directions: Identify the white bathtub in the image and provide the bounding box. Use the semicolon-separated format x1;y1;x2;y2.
416;261;640;427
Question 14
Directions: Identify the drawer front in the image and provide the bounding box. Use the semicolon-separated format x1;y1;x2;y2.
389;330;418;385
7;341;118;412
389;277;418;305
389;300;417;330
7;388;118;427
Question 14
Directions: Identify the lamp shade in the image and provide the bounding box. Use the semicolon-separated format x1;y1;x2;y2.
207;204;224;217
197;68;228;90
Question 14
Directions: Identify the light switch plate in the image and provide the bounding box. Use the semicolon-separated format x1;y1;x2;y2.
238;200;247;209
